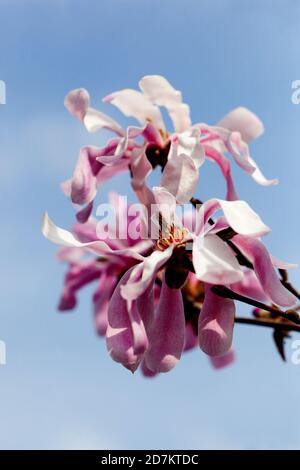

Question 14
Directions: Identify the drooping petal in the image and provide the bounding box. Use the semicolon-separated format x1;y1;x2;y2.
184;323;198;351
70;142;119;206
93;272;117;336
58;261;101;311
196;198;270;237
64;88;90;121
230;270;269;303
203;145;238;201
228;132;278;186
42;213;147;262
103;88;165;130
198;284;235;356
232;235;297;307
120;246;174;301
83;107;124;136
140;360;157;378
217;107;264;143
139;75;191;133
106;269;149;372
209;349;236;369
192;234;243;284
145;277;185;373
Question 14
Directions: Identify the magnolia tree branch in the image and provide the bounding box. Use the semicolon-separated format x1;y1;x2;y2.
234;317;300;333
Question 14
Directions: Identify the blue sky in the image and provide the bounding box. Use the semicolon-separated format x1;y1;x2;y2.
1;0;300;449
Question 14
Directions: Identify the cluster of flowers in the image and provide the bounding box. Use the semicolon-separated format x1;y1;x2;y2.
42;75;298;376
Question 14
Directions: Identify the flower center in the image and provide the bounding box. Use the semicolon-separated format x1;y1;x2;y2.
156;224;189;251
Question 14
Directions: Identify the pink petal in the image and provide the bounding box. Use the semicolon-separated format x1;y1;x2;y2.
106;269;149;372
209;349;236;369
232;235;297;307
140;360;157;378
204;145;238;201
230;270;269;303
217;107;264;143
93;272;116;336
120;247;173;301
184;323;198;351
58;261;101;311
64;88;89;121
199;284;235;356
145;278;185;373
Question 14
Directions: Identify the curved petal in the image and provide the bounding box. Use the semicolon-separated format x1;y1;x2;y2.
103;88;165;130
229;270;269;303
145;277;185;373
64;88;89;121
139;75;191;133
106;269;149;372
232;235;297;307
196;198;270;237
120;247;173;301
58;261;101;311
93;272;117;336
203;145;238;201
192;234;243;284
199;284;235;356
160;139;200;204
42;213;146;262
217;107;264;143
83;107;124;136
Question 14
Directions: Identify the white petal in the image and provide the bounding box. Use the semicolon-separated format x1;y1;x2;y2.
139;75;191;133
64;88;89;121
192;234;243;284
103;88;165;130
41;213;147;260
219;200;270;236
83;107;124;135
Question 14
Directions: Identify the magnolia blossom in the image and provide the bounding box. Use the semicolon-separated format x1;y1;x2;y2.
63;75;277;221
42;186;296;374
42;74;298;377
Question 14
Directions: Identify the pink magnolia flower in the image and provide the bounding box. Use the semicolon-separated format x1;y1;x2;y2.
42;187;296;374
63;75;277;221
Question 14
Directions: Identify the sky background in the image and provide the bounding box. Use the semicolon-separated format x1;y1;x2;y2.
0;0;300;450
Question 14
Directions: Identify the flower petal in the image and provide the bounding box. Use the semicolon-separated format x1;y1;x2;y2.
199;284;235;356
217;107;264;143
83;107;124;136
232;235;297;307
103;88;165;130
160;138;201;204
93;272;116;336
203;145;238;201
42;212;147;262
209;349;236;369
192;234;243;284
120;247;174;301
139;75;191;133
145;277;185;373
106;269;149;372
197;199;270;237
64;88;89;121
